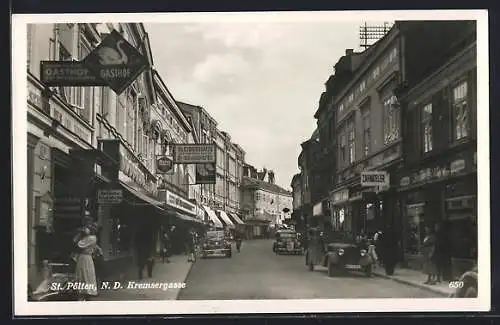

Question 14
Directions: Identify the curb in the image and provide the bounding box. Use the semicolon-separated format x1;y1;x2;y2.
373;271;450;297
174;259;195;300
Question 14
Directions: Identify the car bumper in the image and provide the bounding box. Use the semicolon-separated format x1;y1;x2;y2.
202;248;231;256
276;247;302;254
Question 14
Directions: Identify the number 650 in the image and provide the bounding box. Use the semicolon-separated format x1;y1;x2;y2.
449;281;464;289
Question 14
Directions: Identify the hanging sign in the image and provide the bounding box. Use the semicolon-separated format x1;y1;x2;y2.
361;171;390;187
173;144;216;164
196;163;216;184
156;156;173;174
83;30;150;95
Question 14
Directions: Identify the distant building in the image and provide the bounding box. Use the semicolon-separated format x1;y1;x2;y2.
240;168;293;239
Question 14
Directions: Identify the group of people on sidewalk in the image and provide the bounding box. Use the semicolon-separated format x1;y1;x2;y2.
356;221;454;285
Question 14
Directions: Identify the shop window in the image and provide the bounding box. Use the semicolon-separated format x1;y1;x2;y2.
452;80;469;141
448;216;477;259
404;203;425;255
421;103;433;153
383;94;400;145
372;66;380;79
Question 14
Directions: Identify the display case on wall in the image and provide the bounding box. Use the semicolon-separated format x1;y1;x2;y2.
35;192;54;232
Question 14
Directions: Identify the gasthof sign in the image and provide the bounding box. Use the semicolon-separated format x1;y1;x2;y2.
97;189;123;204
361;171;390;187
173;144;216;163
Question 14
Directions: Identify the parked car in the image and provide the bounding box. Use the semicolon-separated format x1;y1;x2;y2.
306;230;373;277
273;229;303;255
449;265;478;298
201;230;232;258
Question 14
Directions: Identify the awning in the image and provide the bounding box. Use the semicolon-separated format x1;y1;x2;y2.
229;213;245;225
119;181;164;209
217;210;235;228
202;205;223;228
175;211;204;224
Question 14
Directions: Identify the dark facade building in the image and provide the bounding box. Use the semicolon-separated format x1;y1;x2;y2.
395;21;477;278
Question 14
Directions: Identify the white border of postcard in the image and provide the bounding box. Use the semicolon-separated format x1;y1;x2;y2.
12;10;490;315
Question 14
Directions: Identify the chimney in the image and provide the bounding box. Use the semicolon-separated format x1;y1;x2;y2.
268;170;275;184
345;49;354;55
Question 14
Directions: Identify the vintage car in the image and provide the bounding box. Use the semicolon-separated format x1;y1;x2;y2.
305;230;374;277
449;265;478;298
201;230;232;258
273;229;303;255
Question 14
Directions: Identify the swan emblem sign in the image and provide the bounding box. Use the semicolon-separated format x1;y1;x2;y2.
83;30;149;95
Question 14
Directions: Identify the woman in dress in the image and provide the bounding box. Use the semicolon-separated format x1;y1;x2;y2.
421;225;438;285
74;223;99;300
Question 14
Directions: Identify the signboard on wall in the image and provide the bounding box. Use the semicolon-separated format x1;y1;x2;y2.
361;171;389;187
165;190;197;215
196;163;216;184
40;61;107;86
173;144;216;164
97;189;123;204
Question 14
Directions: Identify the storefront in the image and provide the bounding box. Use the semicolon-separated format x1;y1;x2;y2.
330;189;352;233
397;148;477;277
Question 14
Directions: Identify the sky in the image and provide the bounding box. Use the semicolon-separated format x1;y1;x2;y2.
144;20;376;190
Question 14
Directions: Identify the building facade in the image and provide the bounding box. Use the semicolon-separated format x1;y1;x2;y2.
290;173;302;227
26;22;203;287
312;21;476;241
395;21;477;278
176;102;246;229
240;170;293;238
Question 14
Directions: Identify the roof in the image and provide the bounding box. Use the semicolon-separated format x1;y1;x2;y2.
241;176;292;196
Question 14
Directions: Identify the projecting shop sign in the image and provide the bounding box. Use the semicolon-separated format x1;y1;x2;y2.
173;144;216;164
361;171;390;187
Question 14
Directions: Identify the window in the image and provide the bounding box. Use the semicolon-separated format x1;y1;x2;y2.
27;24;33;71
405;204;425;255
338;103;344;113
347;119;355;164
348;93;354;103
101;87;109;116
389;47;398;62
126;90;137;148
383;94;400;145
359;80;366;93
422;103;433;153
372;66;380;79
362;108;371;156
116;94;126;136
452;80;469;140
338;129;347;166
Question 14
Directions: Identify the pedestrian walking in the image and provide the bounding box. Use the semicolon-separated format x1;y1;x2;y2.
421;225;438;285
161;227;172;263
74;222;100;301
373;230;383;267
434;222;451;282
234;230;243;253
136;227;155;279
381;225;398;276
186;228;196;263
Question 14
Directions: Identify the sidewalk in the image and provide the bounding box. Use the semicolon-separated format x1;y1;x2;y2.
95;254;193;301
372;265;454;297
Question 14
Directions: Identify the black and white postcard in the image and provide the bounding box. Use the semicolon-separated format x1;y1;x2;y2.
12;10;490;315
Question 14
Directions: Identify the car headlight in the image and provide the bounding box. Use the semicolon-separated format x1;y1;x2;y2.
337;248;344;256
360;249;367;256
